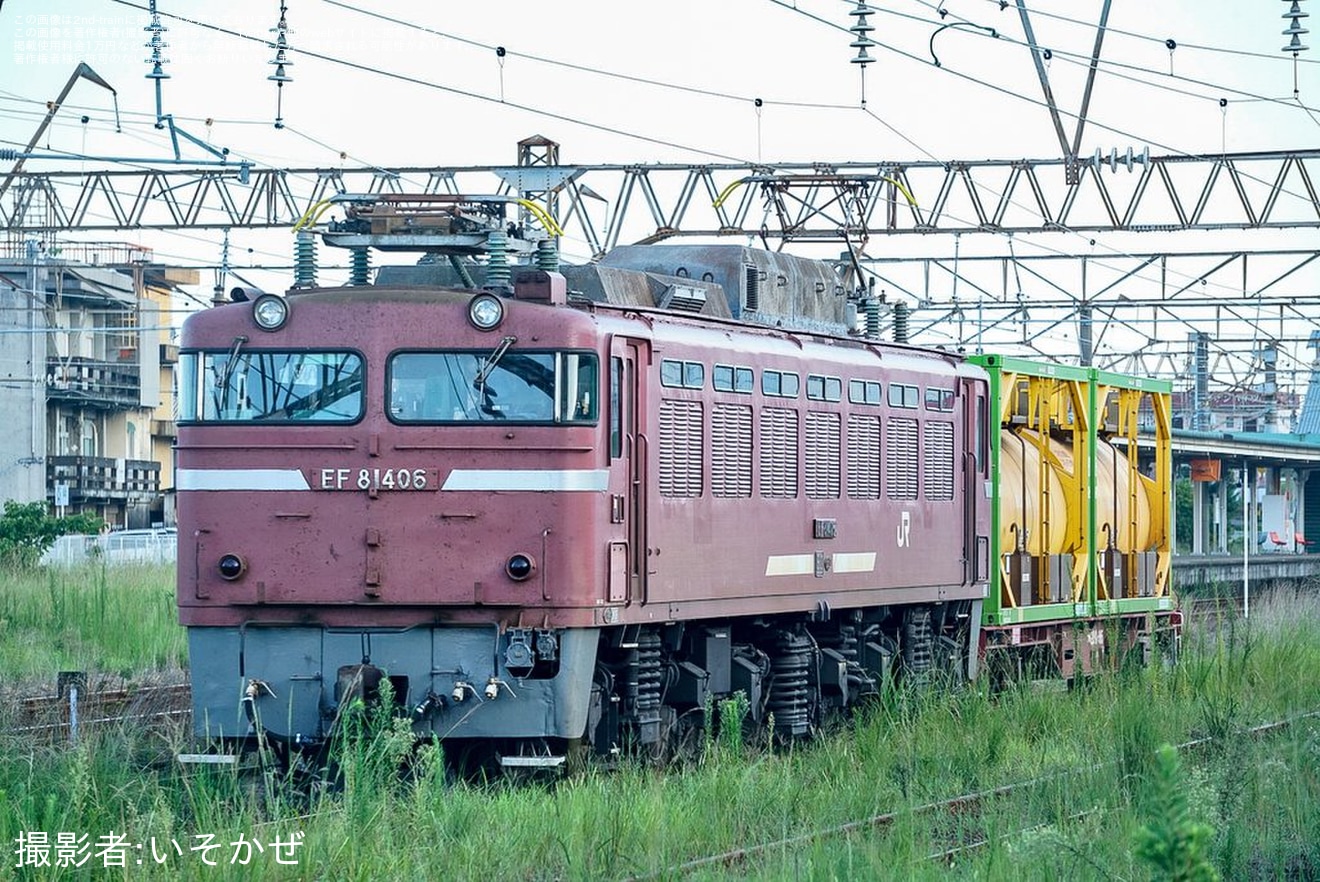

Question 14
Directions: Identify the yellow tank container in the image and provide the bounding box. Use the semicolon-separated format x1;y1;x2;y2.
999;428;1154;556
1094;438;1152;552
997;429;1068;555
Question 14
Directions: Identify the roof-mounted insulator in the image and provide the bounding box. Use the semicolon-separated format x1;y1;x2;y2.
268;1;294;129
849;2;877;105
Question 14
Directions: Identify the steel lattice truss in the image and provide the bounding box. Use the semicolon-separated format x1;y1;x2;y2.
5;148;1320;416
4;149;1320;242
861;248;1320;409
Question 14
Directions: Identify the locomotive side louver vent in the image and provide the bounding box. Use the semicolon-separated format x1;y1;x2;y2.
805;411;841;499
744;264;760;312
885;417;919;500
658;283;708;312
712;404;753;498
923;420;955;501
847;414;882;499
659;399;703;497
760;407;799;498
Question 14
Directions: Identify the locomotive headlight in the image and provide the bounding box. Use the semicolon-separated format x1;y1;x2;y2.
217;553;246;580
467;293;504;331
505;553;535;581
252;294;289;331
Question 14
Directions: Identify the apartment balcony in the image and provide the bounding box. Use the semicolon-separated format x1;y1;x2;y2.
151;418;177;439
160;343;178;365
46;356;140;408
47;456;160;504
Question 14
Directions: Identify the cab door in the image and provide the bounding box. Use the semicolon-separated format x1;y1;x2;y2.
607;336;649;605
963;378;990;588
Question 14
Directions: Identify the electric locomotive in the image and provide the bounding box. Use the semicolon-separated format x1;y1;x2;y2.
176;205;1176;769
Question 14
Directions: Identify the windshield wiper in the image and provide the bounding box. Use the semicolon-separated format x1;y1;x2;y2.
473;335;518;390
217;335;248;396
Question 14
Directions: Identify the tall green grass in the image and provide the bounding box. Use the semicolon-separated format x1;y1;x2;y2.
1;575;1318;880
0;563;184;684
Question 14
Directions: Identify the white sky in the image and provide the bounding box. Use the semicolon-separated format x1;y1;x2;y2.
2;1;1319;380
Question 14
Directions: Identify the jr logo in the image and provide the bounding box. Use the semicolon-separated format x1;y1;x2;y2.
897;511;911;547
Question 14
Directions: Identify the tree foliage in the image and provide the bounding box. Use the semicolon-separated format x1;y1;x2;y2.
0;500;103;568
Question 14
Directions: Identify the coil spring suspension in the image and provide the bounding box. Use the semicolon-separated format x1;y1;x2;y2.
902;608;934;675
817;625;859;666
630;630;663;744
766;630;815;737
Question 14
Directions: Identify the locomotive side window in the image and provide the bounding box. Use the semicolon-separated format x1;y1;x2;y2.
715;365;754;394
806;374;842;402
975;393;988;475
179;349;364;423
661;359;704;389
762;370;800;398
661;359;683;388
610;357;623;459
713;364;734;391
388;350;598;424
925;387;955;412
889;383;919;409
848;379;881;405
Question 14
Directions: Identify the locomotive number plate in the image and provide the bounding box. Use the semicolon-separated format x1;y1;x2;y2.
316;467;438;491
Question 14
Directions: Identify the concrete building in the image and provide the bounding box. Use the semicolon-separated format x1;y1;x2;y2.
0;241;196;528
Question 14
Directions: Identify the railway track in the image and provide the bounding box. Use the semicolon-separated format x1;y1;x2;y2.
7;682;191;741
624;708;1320;880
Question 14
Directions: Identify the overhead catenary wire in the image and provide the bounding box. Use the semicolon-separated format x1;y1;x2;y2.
760;1;1320;369
902;0;1320;119
104;0;755;165
3;1;1312;383
320;0;857;112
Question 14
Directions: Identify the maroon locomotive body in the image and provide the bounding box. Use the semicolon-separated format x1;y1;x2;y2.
177;251;989;764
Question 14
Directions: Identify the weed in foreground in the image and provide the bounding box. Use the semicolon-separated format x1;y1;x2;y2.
1133;743;1219;882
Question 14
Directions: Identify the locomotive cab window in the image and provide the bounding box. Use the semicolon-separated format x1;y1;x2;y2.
179;349;364;423
388;349;598;424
